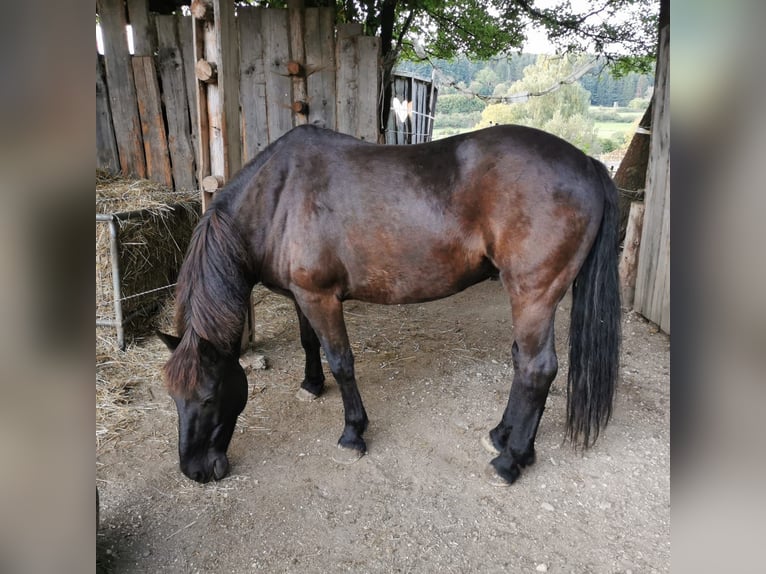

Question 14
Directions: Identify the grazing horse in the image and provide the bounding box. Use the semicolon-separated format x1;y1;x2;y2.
158;124;620;485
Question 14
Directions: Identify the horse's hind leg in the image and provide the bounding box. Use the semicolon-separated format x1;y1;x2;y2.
293;291;369;454
294;302;325;399
489;298;559;484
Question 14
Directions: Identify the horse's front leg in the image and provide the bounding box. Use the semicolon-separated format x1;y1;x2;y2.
293;302;326;399
293;291;369;455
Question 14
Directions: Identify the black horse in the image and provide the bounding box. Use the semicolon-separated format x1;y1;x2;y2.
158;124;621;485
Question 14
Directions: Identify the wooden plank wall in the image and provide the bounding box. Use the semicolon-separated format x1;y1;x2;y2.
156;15;196;191
262;9;294;145
97;3;383;188
385;73;438;145
238;8;269;162
132;56;173;187
634;24;670;333
98;0;146;178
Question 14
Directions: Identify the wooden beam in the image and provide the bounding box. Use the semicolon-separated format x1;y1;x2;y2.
193;0;242;211
618;201;645;309
634;24;670;333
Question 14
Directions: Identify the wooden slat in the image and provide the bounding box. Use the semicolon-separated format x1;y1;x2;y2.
98;0;146;178
214;0;242;179
414;79;423;143
634;24;670;333
657;175;670;332
427;84;438;141
126;0;155;56
355;35;380;142
304;8;336;129
177;14;199;182
132;56;173;187
288;0;308;126
155;15;196;191
238;7;269;160
262;8;293;141
335;25;358;138
96;53;120;173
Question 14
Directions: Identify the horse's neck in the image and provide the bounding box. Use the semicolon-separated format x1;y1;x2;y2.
176;205;255;354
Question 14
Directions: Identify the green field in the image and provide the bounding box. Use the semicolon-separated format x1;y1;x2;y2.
591;107;642;140
431;107;645;142
594;120;636;139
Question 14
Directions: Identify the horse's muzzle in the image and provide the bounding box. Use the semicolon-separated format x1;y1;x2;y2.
181;452;229;483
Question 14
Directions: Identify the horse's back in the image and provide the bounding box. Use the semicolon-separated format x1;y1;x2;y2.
248;125;607;305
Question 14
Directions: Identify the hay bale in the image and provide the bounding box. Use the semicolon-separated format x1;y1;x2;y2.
96;171;200;347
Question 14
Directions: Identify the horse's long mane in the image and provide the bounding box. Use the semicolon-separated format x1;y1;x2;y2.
163;207;252;396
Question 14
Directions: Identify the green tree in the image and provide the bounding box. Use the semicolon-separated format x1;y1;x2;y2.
248;0;659;134
478;55;600;153
328;0;658;134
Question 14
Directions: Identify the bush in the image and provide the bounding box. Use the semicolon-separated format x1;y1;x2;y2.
436;94;486;114
600;138;617;153
434;111;482;129
629;97;650;110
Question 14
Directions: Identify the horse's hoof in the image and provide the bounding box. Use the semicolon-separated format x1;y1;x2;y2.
483;463;512;487
480;433;501;456
295;388;319;402
331;444;365;465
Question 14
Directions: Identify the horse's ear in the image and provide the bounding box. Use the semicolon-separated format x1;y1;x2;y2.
198;337;221;366
157;331;181;351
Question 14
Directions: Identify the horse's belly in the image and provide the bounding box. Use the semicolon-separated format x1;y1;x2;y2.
346;257;496;305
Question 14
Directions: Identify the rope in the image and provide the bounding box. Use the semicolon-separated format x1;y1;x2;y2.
617;187;644;200
96;282;178;308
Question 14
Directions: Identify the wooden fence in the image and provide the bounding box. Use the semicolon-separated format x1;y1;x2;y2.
385;71;439;145
96;1;382;191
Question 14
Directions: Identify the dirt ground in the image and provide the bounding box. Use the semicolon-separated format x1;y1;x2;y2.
96;279;670;573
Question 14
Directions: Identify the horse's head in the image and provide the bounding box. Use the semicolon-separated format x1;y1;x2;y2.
158;332;248;483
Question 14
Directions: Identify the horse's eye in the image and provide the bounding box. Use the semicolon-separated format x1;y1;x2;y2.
200;395;215;406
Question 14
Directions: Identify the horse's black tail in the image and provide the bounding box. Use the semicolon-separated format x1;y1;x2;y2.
566;158;622;448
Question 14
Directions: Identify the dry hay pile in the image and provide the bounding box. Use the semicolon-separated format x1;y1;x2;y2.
96;171;200;350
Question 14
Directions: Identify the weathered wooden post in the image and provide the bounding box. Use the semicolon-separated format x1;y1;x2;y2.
191;0;241;212
191;0;249;347
619;201;646;309
288;0;309;125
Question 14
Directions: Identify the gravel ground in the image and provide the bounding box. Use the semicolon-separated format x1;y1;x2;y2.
97;279;670;573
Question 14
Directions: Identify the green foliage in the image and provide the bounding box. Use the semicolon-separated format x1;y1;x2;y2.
478;103;525;126
475;55;600;153
599;138;618;153
436;94;486;114
434;111;483;129
332;0;659;77
469;68;499;96
581;61;655;107
629;97;651;110
498;55;593;122
543;113;601;155
590;109;635;122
